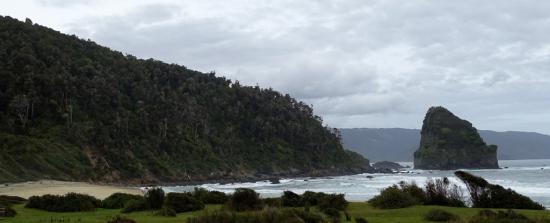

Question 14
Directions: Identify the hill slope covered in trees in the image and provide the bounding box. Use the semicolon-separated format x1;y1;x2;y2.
0;16;371;183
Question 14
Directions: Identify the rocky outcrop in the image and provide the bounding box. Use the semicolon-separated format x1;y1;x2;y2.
414;106;499;170
372;161;406;172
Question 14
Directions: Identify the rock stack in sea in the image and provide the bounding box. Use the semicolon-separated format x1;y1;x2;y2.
414;106;499;170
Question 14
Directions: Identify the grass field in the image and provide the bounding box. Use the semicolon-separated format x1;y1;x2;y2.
1;202;549;223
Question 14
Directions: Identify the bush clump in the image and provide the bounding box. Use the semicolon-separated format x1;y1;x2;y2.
355;217;368;223
469;209;538;223
262;197;282;208
369;185;421;209
145;187;165;210
102;193;144;209
302;191;325;206
455;171;544;210
0;206;17;217
424;209;459;222
318;193;348;212
424;178;465;207
282;191;304;207
225;188;263;212
25;193;101;212
154;207;177;217
164;192;205;213
192;188;228;204
121;198;148;213
0;195;26;207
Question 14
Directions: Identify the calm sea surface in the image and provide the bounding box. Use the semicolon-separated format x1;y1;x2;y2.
163;159;550;207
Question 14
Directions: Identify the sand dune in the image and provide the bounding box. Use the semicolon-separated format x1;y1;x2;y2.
0;180;143;199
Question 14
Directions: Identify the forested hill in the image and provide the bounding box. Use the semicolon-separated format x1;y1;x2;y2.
0;16;371;184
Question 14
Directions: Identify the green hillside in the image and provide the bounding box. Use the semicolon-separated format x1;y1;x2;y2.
0;16;370;184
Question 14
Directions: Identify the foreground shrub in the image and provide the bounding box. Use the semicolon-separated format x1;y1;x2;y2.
424;209;459;222
424;178;465;207
369;186;420;209
121;198;148;213
282;191;304;207
262;197;282;208
25;193;101;212
322;207;340;218
355;217;368;223
106;215;137;223
396;181;425;204
145;187;165;210
154;207;177;217
455;171;544;210
469;209;537;223
318;194;348;211
225;188;262;212
0;206;17;217
192;188;228;204
102;193;143;209
186;208;326;223
0;195;26;207
302;191;326;206
164;192;205;213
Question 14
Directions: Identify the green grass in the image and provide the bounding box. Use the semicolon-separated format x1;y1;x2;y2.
1;202;549;223
0;204;221;223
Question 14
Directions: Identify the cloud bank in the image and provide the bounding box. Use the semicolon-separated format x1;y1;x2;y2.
3;0;550;133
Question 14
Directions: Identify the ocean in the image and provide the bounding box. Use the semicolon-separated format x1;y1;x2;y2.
163;159;550;207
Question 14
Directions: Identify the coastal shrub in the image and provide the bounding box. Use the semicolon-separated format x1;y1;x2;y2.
455;171;544;210
121;198;148;213
192;188;228;204
145;187;165;210
424;177;465;207
469;209;536;223
25;193;101;212
369;186;420;209
397;181;426;204
106;215;137;223
0;195;26;206
355;217;368;223
164;192;205;213
0;206;17;217
282;191;304;207
262;197;282;207
302;191;327;206
225;188;263;212
154;207;177;217
102;193;144;209
322;207;340;218
318;194;348;211
186;208;326;223
424;209;459;222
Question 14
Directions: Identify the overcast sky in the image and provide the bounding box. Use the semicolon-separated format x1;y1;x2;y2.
3;0;550;134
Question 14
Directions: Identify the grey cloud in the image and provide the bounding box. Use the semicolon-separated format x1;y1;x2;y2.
36;0;550;133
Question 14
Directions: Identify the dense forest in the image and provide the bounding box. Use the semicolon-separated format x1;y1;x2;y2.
0;16;370;183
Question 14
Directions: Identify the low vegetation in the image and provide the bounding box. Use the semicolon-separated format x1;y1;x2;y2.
187;208;326;223
102;193;144;209
424;208;459;222
25;193;101;212
455;171;545;210
369;172;543;210
164;192;204;213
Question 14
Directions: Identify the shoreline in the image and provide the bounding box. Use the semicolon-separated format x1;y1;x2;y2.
0;180;143;199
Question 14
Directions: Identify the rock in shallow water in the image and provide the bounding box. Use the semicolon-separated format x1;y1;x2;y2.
414;106;499;170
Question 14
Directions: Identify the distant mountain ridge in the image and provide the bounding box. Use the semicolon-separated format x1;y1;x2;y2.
341;128;550;161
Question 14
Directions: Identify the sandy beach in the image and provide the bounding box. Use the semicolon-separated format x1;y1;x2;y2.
0;180;143;199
